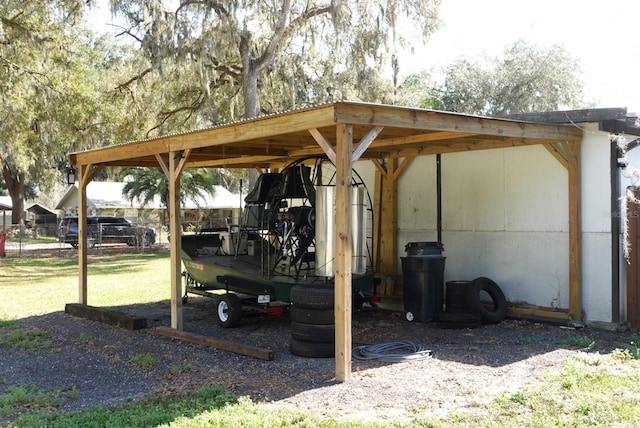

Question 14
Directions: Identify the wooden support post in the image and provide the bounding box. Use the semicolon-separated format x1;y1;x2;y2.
334;123;353;382
372;161;384;273
379;158;398;274
169;151;183;330
78;164;88;305
567;141;582;321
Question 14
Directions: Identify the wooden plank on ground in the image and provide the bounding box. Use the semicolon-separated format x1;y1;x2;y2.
65;303;147;330
155;326;274;361
507;307;571;321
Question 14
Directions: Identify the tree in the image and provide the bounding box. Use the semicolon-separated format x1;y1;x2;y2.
120;167;216;221
0;1;112;224
108;0;441;125
436;40;590;115
393;71;445;109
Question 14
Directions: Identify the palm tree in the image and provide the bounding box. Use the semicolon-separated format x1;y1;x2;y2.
120;167;216;225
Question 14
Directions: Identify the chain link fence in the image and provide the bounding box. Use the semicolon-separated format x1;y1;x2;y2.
1;221;168;258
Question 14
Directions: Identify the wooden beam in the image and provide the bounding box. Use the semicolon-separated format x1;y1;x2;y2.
370;137;562;159
568;141;582;321
66;304;147;330
334;123;353;382
187;155;285;169
334;102;584;141
171;106;337;152
371;159;387;177
174;149;191;176
169;151;183;330
155;153;170;178
288;131;477;159
368;131;477;150
156;327;274;361
72;138;171;167
507;306;571;321
544;143;569;169
309;128;336;164
352;126;383;162
79;164;104;183
393;157;413;181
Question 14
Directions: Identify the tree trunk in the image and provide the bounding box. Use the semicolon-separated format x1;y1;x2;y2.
242;61;261;119
1;163;26;225
240;37;262;186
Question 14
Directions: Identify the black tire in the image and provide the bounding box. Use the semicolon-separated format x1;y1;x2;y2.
290;306;334;325
289;284;334;309
445;281;471;314
290;321;335;343
215;293;242;328
437;312;481;329
466;277;507;324
290;337;334;358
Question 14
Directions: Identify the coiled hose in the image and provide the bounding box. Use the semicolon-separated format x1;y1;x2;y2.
352;341;432;363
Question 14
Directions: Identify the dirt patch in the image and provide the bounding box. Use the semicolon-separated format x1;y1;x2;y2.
0;293;635;423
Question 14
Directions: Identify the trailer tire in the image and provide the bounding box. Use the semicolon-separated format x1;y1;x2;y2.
216;293;242;328
290;337;334;358
290;284;334;309
290;306;334;325
290;321;335;343
466;277;507;324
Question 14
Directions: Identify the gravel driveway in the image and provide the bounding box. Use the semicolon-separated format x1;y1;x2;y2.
1;293;635;424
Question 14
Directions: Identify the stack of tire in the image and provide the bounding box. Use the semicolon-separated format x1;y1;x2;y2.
437;277;507;328
289;284;335;358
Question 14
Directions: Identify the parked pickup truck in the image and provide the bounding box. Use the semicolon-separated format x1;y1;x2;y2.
59;216;156;248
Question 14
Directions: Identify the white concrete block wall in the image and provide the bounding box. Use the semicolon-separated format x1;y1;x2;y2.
439;146;570;310
580;123;613;322
356;129;614;323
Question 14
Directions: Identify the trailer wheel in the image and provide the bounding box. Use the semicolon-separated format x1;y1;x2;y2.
290;306;334;325
290;337;334;358
290;321;335;343
216;293;242;328
290;284;334;309
466;277;507;324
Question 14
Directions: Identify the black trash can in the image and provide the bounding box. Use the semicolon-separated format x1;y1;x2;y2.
401;242;445;322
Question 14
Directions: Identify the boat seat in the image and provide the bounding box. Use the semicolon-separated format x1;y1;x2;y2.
243;204;269;229
244;173;282;204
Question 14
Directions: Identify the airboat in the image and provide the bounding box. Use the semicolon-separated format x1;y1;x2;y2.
181;157;376;327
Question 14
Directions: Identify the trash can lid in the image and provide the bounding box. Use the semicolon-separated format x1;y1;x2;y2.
404;241;444;255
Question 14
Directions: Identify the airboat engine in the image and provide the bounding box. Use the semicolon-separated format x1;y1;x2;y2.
315;185;368;276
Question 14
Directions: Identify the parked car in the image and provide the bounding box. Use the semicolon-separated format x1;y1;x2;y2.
58;216;156;248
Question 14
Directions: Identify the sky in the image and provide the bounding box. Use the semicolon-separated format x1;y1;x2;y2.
415;0;640;114
90;0;640;114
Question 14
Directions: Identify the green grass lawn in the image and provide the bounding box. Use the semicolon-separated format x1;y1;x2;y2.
0;251;171;319
2;252;640;427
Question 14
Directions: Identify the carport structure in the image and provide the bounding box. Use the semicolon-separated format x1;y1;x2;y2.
70;101;583;381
